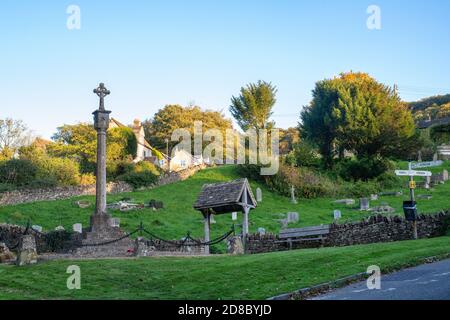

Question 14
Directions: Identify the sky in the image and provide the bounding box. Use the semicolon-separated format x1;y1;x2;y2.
1;0;450;139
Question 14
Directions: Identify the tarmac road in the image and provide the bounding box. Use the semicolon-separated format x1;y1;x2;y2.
312;258;450;300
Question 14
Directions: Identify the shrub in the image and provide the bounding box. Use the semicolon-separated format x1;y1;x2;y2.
342;180;381;198
34;156;81;186
0;159;37;186
265;164;338;199
79;173;96;185
117;162;160;189
376;172;402;190
0;183;15;193
285;142;320;168
336;157;393;181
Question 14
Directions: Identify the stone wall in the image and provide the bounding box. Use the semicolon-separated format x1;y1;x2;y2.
0;224;47;253
0;164;207;206
246;212;450;254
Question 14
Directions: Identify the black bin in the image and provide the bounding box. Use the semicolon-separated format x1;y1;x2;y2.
403;201;417;221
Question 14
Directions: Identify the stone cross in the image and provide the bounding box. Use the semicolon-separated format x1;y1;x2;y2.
290;185;297;204
91;83;112;232
93;83;110;111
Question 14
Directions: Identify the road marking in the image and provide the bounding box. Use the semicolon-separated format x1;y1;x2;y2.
383;288;396;292
404;278;420;282
352;289;368;293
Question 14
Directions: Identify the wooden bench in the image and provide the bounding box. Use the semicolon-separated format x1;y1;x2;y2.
278;225;330;249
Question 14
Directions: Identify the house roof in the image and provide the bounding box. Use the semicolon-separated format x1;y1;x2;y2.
109;117;166;160
193;178;257;214
417;117;450;129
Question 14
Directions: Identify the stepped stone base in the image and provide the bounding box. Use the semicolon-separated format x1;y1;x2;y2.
73;213;135;258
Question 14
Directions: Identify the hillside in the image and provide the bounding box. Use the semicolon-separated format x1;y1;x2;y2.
0;164;450;244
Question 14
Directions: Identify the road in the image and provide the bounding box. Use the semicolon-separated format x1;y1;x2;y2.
312;258;450;300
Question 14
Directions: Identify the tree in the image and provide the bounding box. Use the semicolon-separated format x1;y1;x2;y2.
300;72;415;167
230;80;277;131
279;127;300;155
0;118;29;158
48;123;137;174
143;105;233;153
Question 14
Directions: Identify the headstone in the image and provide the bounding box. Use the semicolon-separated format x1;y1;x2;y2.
370;194;378;201
369;205;395;214
333;210;342;220
232;212;238;221
31;225;42;233
359;198;370;211
379;191;402;197
110;218;120;228
425;176;431;189
287;212;299;223
16;235;38;266
0;242;16;263
333;199;355;205
210;214;216;224
290;185;297;204
256;188;262;202
55;226;65;231
227;236;244;255
433;153;438;162
72;223;83;234
257;227;266;236
443;170;449;182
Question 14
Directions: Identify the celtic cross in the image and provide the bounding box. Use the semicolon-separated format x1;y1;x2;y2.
93;83;110;111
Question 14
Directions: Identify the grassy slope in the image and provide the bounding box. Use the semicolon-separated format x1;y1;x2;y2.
0;235;450;300
1;163;450;242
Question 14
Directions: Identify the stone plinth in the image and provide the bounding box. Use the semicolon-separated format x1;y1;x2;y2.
16;235;38;266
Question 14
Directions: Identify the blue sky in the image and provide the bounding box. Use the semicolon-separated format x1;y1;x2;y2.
1;0;450;138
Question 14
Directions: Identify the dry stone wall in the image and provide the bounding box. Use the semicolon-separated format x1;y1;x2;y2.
246;212;450;254
0;164;207;206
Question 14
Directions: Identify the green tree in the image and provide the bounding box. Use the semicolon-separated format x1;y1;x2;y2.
230;80;277;131
48;123;137;174
143;105;233;153
300;72;415;167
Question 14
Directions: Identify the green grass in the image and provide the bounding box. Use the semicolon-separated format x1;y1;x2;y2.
1;235;449;300
1;163;450;244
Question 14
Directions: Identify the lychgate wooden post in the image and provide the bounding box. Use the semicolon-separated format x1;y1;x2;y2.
203;209;211;255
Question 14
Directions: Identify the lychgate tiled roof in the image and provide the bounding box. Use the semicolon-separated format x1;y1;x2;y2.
193;178;257;214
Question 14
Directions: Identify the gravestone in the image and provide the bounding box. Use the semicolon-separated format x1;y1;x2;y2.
287;212;299;223
417;194;432;200
55;226;65;231
210;214;216;224
370;194;378;201
333;210;342;220
433;153;438;162
257;227;266;236
360;198;370;211
31;225;42;233
232;212;238;221
333;199;355;205
16;235;38;266
290;185;297;204
256;188;262;202
425;176;431;189
443;170;449;182
73;223;83;234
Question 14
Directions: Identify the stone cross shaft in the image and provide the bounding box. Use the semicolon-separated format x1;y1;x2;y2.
92;83;111;217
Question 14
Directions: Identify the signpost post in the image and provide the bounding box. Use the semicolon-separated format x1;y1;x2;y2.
395;163;432;240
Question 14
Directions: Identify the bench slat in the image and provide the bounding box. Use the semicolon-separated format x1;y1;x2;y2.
279;230;329;239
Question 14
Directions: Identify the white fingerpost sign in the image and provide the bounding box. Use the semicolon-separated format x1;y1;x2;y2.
395;170;432;177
